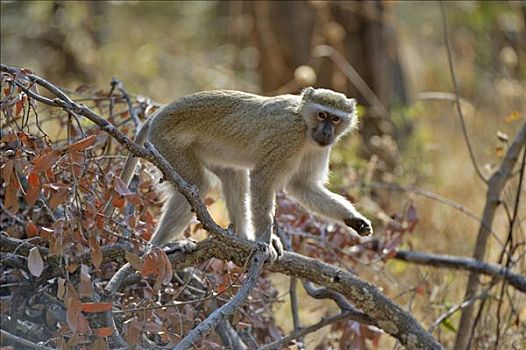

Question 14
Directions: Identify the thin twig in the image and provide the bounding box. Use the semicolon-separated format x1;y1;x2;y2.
439;1;487;183
0;329;55;350
428;288;490;333
173;249;267;350
312;45;390;120
258;311;355;350
276;227;304;348
360;180;504;247
493;145;525;349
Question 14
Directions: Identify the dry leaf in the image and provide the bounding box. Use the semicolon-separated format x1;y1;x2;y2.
57;278;66;300
65;285;91;334
27;247;44;277
25;221;39;237
33;150;61;173
79;264;93;297
89;236;103;269
68;134;97;152
1;159;14;183
125;250;143;271
81;302;113;313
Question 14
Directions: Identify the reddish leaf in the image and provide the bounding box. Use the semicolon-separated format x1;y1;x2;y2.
94;327;113;338
125;318;141;345
159;249;173;285
25;221;39;238
216;278;230;294
39;226;54;240
33;150;61;173
89;236;103;269
93;336;109;350
27;247;44;277
81;302;113;313
49;188;69;210
27;171;40;186
141;250;158;277
125;193;142;206
125;250;143;271
96;213;105;230
65;286;90;334
25;172;41;207
15;94;25;116
4;176;19;212
111;195;125;209
68;135;97;152
1;159;14;183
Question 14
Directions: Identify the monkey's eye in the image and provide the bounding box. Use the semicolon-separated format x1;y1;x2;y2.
317;111;327;121
332;116;341;124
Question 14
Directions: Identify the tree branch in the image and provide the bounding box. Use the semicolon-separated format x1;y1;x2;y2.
0;329;55;350
395;250;526;293
173;249;268;350
456;120;526;349
439;1;487;183
259;311;355;350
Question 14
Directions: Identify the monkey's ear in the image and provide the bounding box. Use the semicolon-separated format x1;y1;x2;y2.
297;87;315;114
301;86;315;97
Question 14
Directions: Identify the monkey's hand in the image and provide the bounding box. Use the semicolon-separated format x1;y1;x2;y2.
344;216;373;237
268;234;284;262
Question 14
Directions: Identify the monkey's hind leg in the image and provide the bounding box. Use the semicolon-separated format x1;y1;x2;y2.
210;167;252;240
149;147;211;248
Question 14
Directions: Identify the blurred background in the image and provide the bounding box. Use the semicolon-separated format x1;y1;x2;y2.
1;1;525;348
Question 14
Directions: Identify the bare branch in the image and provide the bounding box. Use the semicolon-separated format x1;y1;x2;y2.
362;180;503;246
395;250;526;292
455;120;526;348
312;45;390;120
173;249;267;350
439;1;487;183
0;329;55;350
259;311;355;350
428;288;490;333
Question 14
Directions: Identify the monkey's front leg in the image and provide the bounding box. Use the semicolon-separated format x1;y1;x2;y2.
250;172;283;262
287;181;373;237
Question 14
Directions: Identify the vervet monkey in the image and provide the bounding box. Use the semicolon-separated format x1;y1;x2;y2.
118;87;372;260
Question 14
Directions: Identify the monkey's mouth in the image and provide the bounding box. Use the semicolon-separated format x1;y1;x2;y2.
313;137;333;147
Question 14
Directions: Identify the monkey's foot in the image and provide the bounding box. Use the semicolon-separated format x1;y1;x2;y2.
162;239;198;254
267;234;283;263
344;217;373;237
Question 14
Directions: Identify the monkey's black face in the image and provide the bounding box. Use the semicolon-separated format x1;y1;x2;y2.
312;123;335;146
311;110;344;147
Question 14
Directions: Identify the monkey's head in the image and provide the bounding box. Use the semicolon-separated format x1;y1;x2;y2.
298;87;358;147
